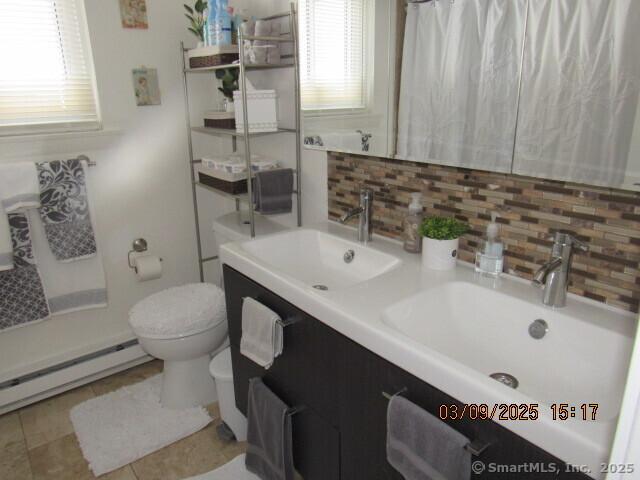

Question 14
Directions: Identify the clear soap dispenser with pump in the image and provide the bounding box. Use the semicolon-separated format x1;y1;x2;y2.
403;192;424;253
475;212;504;276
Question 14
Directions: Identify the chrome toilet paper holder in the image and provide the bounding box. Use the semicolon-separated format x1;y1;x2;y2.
128;238;162;271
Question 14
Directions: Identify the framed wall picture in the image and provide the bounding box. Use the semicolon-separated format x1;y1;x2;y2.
119;0;148;29
132;67;161;106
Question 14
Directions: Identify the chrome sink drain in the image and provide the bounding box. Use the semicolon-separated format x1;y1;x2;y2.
490;372;519;389
313;284;329;291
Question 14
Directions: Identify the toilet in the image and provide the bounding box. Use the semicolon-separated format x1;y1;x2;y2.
212;210;285;253
128;283;228;410
210;347;247;441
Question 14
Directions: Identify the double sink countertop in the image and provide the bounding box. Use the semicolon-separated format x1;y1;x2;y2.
220;221;638;479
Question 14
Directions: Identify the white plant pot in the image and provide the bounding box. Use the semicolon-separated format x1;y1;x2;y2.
225;100;235;113
422;237;459;271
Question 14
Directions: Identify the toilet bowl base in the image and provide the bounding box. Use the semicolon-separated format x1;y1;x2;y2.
161;355;217;409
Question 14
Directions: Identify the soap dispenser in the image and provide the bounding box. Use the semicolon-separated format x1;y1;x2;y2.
403;192;424;253
475;212;504;276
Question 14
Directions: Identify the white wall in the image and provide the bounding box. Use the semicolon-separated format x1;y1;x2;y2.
0;0;200;379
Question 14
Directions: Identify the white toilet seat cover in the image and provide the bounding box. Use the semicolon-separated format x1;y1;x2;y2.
129;283;226;338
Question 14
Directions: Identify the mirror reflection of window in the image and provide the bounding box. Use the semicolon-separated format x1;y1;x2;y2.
299;0;367;112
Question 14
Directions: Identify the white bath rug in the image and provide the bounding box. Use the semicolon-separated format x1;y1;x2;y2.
70;374;213;477
183;455;260;480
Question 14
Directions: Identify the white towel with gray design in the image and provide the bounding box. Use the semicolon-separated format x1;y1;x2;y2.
37;159;97;262
0;213;50;331
0;162;41;271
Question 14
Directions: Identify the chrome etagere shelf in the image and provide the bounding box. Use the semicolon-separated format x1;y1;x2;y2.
181;3;302;282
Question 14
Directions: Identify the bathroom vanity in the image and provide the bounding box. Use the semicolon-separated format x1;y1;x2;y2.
221;224;636;480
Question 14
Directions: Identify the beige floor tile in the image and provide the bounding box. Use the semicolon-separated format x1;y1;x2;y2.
0;412;24;448
19;386;95;450
132;424;242;480
0;413;33;480
90;360;163;396
28;433;136;480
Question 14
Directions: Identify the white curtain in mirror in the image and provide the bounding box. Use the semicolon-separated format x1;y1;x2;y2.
513;0;640;186
396;0;527;172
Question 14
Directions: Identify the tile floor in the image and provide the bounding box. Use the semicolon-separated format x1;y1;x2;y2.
0;360;247;480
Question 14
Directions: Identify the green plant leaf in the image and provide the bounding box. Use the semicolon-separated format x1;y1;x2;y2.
419;217;468;240
184;4;194;14
195;0;206;13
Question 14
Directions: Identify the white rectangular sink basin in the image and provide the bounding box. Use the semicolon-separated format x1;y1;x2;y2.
382;281;634;422
239;229;401;290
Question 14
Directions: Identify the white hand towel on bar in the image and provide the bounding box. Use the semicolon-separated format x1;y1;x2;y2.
0;162;40;212
240;297;283;369
0;204;13;271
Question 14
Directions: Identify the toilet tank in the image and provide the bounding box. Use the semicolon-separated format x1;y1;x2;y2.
212;211;286;247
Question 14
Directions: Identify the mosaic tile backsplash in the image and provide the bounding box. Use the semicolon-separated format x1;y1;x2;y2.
328;152;640;313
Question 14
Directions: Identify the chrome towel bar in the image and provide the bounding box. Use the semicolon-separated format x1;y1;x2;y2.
382;388;491;456
70;154;96;167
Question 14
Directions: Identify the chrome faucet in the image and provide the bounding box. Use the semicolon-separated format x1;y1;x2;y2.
532;232;588;308
339;188;374;243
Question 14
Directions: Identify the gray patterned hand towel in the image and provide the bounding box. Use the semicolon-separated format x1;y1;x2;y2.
37;159;97;262
0;213;50;332
245;378;295;480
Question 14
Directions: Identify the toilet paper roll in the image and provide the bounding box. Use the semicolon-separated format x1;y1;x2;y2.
134;255;163;281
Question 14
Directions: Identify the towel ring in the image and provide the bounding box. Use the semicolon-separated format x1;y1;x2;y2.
381;388;491;457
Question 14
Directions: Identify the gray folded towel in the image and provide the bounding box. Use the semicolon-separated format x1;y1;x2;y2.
387;395;471;480
254;169;293;215
0;213;50;331
37;159;97;262
240;297;284;369
245;378;295;480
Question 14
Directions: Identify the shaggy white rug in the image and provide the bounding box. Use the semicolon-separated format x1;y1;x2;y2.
70;374;212;476
183;455;260;480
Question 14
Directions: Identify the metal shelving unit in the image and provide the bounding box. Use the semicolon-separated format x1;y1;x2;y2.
181;3;302;282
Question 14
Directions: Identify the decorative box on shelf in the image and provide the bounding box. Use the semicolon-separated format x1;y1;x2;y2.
197;166;248;195
233;89;278;133
204;110;236;129
188;45;239;69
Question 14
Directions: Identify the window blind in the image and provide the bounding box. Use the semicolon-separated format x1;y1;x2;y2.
299;0;366;111
0;0;100;135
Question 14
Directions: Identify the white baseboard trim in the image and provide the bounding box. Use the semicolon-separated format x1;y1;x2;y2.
0;342;152;415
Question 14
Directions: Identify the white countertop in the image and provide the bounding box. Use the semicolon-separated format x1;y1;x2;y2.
221;221;638;479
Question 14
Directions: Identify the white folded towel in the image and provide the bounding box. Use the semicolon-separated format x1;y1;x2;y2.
0;162;40;212
0;204;13;271
240;297;283;369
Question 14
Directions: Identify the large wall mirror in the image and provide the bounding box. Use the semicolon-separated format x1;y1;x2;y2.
300;0;640;191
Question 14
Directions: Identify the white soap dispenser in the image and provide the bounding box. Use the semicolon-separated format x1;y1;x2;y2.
475;212;504;276
403;192;424;253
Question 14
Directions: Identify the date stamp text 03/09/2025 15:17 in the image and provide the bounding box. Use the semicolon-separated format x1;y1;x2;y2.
438;403;599;421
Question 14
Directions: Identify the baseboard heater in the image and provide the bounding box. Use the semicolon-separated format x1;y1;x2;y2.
0;339;150;414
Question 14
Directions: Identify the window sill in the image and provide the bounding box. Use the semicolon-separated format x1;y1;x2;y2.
0;127;122;144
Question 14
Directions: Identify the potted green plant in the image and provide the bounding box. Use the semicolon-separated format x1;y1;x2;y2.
419;216;469;270
184;0;207;46
215;68;239;112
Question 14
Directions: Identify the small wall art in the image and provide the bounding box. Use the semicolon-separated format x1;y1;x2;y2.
132;67;161;106
119;0;148;29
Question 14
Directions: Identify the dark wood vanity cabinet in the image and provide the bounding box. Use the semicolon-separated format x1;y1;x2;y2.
224;265;591;480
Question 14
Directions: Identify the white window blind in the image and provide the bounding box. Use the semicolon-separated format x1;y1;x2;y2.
0;0;100;135
299;0;366;111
